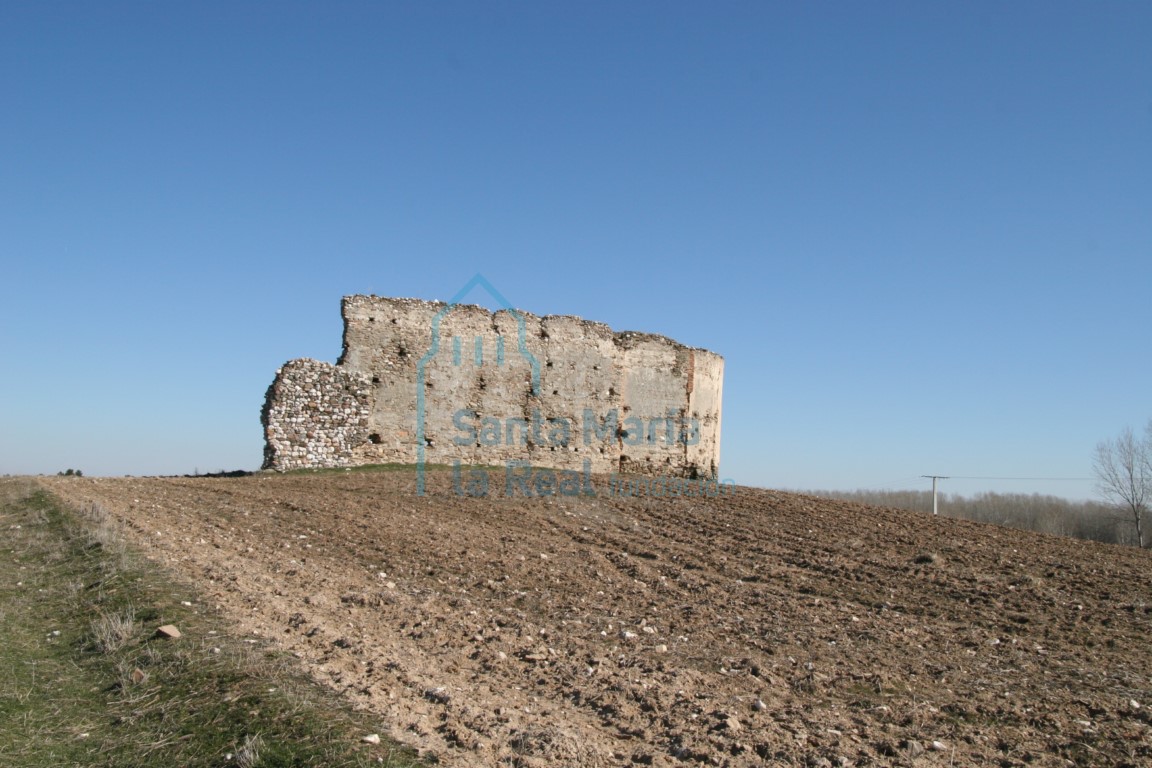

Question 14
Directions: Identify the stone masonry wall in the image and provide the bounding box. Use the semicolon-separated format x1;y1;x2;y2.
262;296;724;477
260;359;372;470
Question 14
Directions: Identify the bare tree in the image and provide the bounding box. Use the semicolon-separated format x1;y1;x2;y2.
1093;421;1152;548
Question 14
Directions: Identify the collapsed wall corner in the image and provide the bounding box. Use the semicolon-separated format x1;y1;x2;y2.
261;358;373;471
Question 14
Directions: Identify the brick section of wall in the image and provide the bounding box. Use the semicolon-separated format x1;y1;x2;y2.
262;297;723;477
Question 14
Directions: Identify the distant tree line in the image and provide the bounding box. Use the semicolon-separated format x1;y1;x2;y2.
803;488;1142;547
805;419;1152;548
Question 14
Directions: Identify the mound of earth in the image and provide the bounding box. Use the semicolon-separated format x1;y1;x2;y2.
42;470;1152;767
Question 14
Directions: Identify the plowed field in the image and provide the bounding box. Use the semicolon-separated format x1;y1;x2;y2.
41;470;1152;767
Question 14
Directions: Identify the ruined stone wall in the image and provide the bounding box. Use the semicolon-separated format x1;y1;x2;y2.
260;359;372;469
262;296;724;477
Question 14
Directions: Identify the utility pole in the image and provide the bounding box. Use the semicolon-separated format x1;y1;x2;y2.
922;475;949;515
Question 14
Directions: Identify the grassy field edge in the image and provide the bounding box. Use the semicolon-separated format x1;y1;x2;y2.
0;478;422;768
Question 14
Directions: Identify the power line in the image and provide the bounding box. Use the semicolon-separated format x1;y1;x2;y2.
856;475;933;492
947;476;1094;481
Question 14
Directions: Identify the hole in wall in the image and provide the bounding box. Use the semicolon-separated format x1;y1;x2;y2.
368;433;382;444
371;376;380;385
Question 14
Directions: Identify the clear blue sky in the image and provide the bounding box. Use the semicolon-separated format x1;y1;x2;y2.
2;2;1149;500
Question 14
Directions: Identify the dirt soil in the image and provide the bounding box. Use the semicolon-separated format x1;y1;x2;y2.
41;470;1152;767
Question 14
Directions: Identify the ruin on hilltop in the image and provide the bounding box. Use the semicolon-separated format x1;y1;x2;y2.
261;296;724;478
